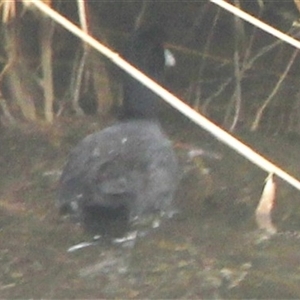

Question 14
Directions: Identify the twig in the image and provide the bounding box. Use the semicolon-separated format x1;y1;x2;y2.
71;0;89;116
41;17;55;123
193;6;221;110
202;77;233;114
251;48;299;131
210;0;300;50
228;50;242;132
226;0;243;132
134;0;149;30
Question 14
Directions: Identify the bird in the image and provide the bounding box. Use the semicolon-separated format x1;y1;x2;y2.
121;25;168;119
57;25;178;237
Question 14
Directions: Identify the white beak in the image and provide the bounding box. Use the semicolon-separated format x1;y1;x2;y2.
164;49;176;67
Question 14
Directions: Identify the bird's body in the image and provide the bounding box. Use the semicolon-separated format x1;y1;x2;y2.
57;25;178;235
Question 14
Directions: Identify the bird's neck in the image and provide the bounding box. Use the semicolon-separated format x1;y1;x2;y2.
121;81;160;120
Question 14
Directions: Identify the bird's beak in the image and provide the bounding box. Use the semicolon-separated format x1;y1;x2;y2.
164;49;176;67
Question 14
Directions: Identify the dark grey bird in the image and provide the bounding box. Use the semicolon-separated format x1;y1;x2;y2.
57;25;178;236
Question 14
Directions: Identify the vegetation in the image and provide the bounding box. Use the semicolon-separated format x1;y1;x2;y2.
0;0;300;135
0;0;115;127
